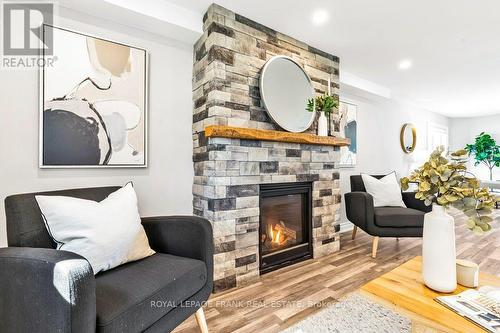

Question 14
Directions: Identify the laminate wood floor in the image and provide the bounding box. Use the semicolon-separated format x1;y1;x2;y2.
173;209;500;333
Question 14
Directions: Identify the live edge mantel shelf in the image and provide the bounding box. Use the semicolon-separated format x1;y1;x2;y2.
204;126;351;147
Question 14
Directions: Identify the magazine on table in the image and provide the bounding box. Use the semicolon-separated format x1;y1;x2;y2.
435;286;500;333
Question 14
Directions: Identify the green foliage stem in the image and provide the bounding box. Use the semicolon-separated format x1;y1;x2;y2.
464;132;500;181
306;93;338;116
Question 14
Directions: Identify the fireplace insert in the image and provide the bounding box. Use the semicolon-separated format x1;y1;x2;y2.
259;182;312;274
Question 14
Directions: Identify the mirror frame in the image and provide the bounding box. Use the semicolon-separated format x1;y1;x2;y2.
259;55;315;133
400;123;417;154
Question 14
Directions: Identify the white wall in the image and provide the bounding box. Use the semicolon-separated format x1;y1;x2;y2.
449;114;500;181
338;92;450;229
0;8;195;246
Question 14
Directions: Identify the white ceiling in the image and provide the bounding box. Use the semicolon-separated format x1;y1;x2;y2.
65;0;500;118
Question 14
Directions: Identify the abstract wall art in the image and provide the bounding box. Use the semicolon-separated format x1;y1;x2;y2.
338;101;357;167
40;25;148;168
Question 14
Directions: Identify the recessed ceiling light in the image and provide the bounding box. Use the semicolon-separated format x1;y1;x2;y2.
398;59;413;70
312;9;329;26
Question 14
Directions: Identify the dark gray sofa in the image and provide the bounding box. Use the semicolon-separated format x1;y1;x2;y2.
0;186;213;333
345;175;431;258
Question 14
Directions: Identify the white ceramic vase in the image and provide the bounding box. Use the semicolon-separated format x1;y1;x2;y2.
422;204;457;293
317;112;328;136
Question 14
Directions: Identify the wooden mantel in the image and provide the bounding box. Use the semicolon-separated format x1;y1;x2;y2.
204;125;350;147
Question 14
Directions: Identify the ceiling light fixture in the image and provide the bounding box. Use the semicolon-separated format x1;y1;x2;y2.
312;9;329;26
398;59;413;70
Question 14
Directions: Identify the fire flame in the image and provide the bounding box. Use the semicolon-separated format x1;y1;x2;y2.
268;224;283;244
268;224;274;242
274;230;281;244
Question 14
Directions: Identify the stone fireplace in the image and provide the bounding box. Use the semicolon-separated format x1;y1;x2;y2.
192;4;343;292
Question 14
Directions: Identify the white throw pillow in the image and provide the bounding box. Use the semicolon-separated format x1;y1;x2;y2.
35;183;155;274
361;172;406;207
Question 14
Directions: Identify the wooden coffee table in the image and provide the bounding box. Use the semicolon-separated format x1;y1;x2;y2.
361;256;500;333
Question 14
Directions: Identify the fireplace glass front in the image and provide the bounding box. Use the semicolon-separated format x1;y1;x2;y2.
259;182;312;274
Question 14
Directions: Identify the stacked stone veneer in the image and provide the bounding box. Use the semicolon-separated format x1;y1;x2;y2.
192;4;342;292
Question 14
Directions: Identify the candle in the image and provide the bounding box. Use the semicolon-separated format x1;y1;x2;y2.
327;77;331;95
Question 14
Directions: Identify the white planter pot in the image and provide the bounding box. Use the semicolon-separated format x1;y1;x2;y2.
317;112;328;136
422;204;457;292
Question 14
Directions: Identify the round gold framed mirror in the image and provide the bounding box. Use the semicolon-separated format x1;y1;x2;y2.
400;123;417;154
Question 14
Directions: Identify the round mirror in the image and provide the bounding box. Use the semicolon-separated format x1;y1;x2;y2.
400;123;417;153
260;56;315;132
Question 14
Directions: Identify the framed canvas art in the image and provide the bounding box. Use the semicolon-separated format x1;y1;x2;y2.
40;25;148;168
338;101;357;167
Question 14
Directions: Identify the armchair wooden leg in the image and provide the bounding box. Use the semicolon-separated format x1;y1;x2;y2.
351;226;358;240
371;237;379;258
195;307;208;333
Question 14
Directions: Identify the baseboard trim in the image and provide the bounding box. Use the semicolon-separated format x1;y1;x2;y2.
340;221;354;233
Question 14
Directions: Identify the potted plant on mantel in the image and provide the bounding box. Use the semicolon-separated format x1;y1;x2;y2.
465;132;500;181
306;93;338;137
400;146;498;293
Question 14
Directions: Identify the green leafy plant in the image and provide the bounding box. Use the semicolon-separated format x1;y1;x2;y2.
400;146;498;234
306;93;338;116
464;132;500;181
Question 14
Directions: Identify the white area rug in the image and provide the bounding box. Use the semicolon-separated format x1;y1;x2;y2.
281;292;411;333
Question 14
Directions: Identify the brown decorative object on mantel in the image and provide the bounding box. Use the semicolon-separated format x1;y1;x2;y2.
205;125;350;147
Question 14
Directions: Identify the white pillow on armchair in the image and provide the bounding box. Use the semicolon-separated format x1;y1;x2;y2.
361;172;406;207
35;183;155;274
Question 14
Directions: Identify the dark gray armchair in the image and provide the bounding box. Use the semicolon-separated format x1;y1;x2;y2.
345;175;431;258
1;186;213;333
